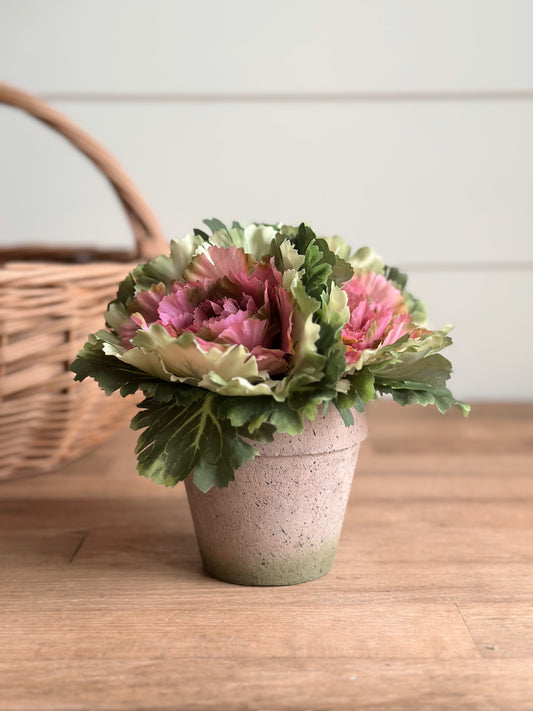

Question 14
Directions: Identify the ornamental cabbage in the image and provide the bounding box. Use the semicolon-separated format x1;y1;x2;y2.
71;220;468;490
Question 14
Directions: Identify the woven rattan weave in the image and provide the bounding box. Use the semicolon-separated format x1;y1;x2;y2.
0;83;167;479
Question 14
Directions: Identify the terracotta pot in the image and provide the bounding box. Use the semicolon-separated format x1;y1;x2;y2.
185;406;367;586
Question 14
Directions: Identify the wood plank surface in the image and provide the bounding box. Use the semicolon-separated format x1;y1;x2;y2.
1;400;532;710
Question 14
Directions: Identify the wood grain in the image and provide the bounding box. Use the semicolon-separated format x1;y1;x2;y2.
1;659;532;711
1;400;532;710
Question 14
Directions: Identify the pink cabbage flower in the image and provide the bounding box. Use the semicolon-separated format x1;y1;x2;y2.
120;245;294;378
342;271;413;366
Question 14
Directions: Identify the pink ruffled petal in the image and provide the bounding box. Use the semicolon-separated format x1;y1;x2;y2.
184;245;256;286
275;286;294;353
342;270;414;362
119;313;146;348
130;283;167;322
158;291;195;332
344;271;406;314
217;314;269;351
249;345;289;375
381;313;412;346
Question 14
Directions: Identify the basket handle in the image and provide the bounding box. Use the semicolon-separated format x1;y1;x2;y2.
0;82;167;258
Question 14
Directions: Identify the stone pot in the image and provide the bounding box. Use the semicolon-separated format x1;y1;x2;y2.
185;406;367;586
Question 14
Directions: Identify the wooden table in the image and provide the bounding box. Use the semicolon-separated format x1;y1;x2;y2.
1;401;532;710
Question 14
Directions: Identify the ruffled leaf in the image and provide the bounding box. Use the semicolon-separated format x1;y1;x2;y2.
217;395;274;433
377;381;470;416
71;336;148;396
70;336;205;404
288;223;353;299
373;352;453;389
132;393;259;491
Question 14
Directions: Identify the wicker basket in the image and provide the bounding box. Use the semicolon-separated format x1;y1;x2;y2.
0;82;168;480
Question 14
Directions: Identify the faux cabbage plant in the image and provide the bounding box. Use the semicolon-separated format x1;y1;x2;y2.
71;220;468;491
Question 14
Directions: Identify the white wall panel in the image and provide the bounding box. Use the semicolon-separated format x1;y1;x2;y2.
1;101;531;265
406;270;533;402
1;0;532;94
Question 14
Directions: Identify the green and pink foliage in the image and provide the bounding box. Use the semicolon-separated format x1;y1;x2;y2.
71;220;468;490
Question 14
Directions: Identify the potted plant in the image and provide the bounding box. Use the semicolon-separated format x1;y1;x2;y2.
71;220;468;586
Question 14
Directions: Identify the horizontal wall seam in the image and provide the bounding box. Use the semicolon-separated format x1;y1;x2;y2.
399;262;533;272
38;91;533;104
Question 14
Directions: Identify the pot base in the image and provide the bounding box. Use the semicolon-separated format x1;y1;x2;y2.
199;539;339;587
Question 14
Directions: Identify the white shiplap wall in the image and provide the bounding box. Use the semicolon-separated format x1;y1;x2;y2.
1;0;532;401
